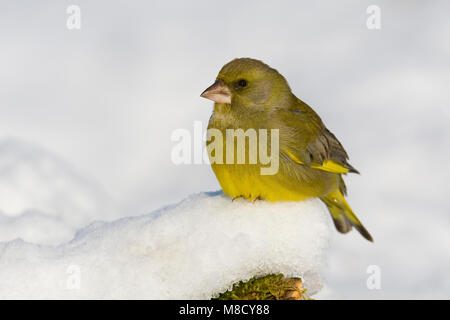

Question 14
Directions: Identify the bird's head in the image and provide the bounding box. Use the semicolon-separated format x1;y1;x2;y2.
201;58;292;110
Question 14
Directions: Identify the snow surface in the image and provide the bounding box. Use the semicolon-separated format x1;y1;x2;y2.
0;139;119;244
0;192;331;299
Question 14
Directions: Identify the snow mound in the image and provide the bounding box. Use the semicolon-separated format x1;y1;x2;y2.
0;138;118;244
0;192;331;299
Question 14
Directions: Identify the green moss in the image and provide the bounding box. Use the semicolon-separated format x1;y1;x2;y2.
213;274;308;300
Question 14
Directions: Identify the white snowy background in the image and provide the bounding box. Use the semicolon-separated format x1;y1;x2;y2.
1;0;449;299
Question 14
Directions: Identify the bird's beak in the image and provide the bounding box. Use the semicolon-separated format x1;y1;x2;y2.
200;79;232;104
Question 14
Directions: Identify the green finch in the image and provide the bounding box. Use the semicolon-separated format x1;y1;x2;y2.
201;58;372;242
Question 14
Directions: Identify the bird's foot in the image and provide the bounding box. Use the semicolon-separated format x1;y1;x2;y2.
252;196;263;203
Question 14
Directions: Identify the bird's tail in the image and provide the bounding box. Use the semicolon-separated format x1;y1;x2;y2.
320;190;373;242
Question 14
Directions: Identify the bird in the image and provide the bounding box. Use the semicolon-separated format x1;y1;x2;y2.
200;58;373;242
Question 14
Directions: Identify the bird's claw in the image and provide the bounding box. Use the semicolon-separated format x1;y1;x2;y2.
252;196;263;203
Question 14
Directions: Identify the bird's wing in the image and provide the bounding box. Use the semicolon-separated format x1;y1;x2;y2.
276;99;359;175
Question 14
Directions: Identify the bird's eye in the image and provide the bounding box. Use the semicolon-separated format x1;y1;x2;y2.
237;79;248;87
